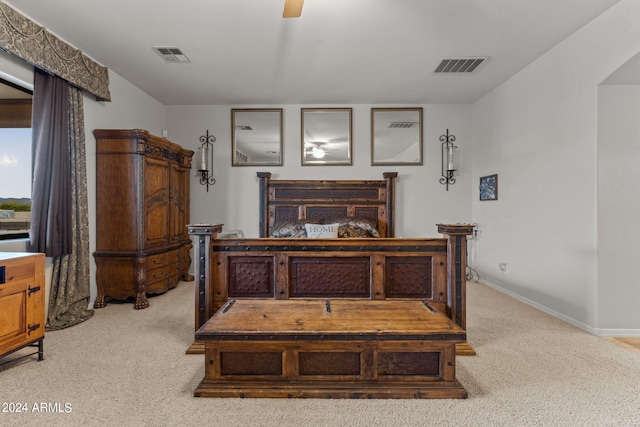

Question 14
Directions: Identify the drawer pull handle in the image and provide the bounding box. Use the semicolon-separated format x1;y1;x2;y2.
153;272;165;279
153;258;164;264
28;323;41;335
28;285;41;297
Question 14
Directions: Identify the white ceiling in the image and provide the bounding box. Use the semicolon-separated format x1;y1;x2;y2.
3;0;622;105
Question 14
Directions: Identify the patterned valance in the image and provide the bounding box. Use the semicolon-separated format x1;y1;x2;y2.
0;2;111;101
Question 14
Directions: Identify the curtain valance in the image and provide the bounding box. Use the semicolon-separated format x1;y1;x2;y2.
0;2;111;101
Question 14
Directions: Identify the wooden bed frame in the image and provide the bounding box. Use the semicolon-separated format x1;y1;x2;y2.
187;173;475;356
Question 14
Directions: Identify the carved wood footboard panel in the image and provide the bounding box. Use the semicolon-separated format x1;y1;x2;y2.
186;225;474;355
210;238;450;315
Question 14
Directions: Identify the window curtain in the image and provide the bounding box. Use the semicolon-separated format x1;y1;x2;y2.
30;68;71;256
0;1;107;329
30;68;93;329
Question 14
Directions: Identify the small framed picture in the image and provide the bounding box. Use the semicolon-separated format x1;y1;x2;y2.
479;174;498;201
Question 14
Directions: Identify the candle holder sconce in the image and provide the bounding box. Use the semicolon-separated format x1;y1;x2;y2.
197;130;216;192
439;129;458;191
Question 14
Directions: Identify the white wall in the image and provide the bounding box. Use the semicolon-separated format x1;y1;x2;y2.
597;85;640;334
471;0;640;333
165;104;472;238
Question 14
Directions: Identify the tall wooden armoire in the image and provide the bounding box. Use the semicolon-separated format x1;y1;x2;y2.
93;129;194;309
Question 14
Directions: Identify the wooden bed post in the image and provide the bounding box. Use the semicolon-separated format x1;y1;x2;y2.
437;224;475;355
436;224;475;328
186;223;223;354
383;172;398;238
257;172;271;238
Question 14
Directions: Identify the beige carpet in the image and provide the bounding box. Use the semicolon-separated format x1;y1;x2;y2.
1;281;639;427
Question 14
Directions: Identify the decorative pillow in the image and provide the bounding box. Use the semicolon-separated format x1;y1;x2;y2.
304;223;339;238
270;218;323;238
329;217;381;238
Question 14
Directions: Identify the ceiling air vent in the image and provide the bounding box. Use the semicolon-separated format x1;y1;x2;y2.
388;122;417;129
152;46;191;63
434;57;487;73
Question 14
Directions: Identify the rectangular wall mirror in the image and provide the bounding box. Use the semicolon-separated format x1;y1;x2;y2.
232;108;283;166
371;108;423;165
301;108;352;165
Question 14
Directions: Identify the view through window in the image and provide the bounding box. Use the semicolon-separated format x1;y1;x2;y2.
0;77;32;240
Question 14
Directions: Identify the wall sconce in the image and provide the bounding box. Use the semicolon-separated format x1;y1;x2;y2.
439;129;458;191
197;130;216;192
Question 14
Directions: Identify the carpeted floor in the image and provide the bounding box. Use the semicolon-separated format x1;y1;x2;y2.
1;281;639;427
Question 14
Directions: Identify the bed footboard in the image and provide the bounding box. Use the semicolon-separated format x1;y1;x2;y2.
210;238;449;311
187;224;474;355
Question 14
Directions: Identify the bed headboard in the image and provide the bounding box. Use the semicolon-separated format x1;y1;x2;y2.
257;172;398;238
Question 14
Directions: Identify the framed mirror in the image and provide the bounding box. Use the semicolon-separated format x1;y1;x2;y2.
301;108;352;165
232;109;283;166
371;107;423;165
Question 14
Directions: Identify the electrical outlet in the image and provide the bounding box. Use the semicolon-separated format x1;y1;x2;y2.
498;262;508;273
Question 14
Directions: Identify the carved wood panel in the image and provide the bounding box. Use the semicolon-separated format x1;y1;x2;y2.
273;206;299;223
377;352;440;376
220;351;282;376
275;187;380;201
290;257;370;297
228;257;275;297
299;352;362;376
306;206;348;220
385;256;433;298
354;207;379;220
144;158;170;246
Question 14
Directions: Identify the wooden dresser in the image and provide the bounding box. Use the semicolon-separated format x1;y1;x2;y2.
0;252;45;363
93;129;194;309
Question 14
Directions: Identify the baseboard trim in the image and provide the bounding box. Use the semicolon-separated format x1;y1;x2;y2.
594;328;640;337
477;279;640;337
478;279;598;334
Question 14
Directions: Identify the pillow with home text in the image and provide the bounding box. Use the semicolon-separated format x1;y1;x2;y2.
270;218;323;238
304;223;339;238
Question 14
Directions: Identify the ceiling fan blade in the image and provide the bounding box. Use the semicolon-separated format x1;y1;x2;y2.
283;0;304;18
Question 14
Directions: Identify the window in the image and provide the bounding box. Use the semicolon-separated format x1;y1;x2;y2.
0;77;32;240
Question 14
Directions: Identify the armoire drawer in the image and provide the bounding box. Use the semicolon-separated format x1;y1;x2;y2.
146;252;172;270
